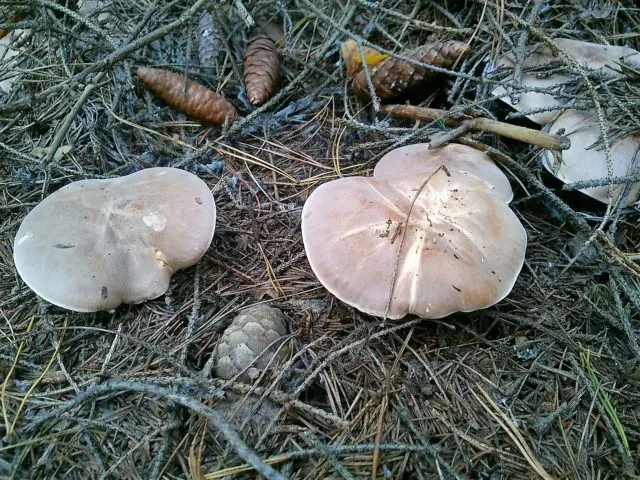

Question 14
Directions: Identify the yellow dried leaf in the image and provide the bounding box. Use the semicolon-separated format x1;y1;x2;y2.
341;39;389;78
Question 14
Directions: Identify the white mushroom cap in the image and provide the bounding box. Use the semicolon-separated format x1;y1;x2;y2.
13;167;216;312
301;162;527;320
373;143;514;202
492;39;640;124
542;109;640;206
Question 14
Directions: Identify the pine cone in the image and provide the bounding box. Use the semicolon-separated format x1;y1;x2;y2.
243;34;281;106
213;304;289;382
352;40;470;101
137;67;237;126
197;11;221;68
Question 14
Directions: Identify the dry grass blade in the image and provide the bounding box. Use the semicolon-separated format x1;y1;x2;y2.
471;385;554;480
1;316;35;434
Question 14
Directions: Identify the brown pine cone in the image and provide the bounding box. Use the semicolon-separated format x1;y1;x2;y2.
137;67;237;126
352;40;470;101
213;304;289;382
243;34;281;106
197;11;222;68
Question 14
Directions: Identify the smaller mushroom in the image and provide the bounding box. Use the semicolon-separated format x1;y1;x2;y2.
13;167;216;312
213;304;289;382
301;144;527;320
542;109;640;206
492;38;640;125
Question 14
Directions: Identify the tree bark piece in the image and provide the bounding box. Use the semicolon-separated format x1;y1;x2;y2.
243;34;281;106
137;67;237;126
352;40;470;101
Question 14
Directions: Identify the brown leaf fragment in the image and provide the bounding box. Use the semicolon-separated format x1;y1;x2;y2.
243;34;281;106
137;67;237;126
352;40;470;101
0;8;25;40
258;20;284;44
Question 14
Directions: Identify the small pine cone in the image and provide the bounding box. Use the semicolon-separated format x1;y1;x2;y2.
213;304;289;382
137;67;237;126
352;40;470;101
197;11;221;68
243;34;281;106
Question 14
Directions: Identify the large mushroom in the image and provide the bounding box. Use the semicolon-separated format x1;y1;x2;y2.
492;38;640;125
301;144;527;320
542;109;640;206
13;167;216;312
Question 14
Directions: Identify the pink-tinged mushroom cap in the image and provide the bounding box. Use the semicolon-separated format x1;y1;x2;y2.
492;38;640;125
13;167;216;312
542;109;640;206
373;143;514;202
301;165;527;320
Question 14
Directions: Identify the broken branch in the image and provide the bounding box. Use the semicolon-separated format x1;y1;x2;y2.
380;104;570;151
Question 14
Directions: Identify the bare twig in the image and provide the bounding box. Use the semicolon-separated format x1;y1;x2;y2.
380;104;570;150
19;380;286;480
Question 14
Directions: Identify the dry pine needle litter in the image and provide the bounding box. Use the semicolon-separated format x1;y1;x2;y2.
137;67;237;126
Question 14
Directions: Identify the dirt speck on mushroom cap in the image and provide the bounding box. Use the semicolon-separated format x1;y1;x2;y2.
13;167;216;312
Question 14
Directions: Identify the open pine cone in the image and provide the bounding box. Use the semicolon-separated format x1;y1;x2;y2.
213;304;289;382
352;40;469;101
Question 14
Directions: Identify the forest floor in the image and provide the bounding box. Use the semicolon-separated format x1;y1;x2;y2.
0;1;639;479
